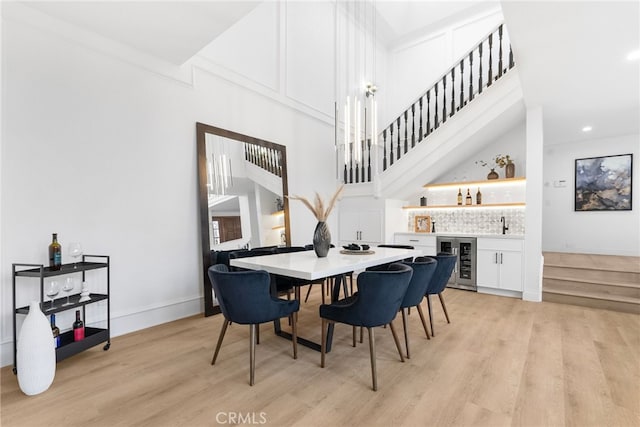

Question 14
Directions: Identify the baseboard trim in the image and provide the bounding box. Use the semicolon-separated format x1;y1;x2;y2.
1;296;204;368
477;287;522;299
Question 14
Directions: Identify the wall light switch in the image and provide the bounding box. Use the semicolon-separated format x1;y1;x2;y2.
553;180;567;188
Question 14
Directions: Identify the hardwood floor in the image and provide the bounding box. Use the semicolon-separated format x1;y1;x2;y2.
2;288;639;426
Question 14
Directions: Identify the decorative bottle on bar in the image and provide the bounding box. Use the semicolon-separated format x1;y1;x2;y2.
73;310;84;342
465;189;472;205
476;188;482;205
50;314;60;348
457;188;463;206
48;233;62;271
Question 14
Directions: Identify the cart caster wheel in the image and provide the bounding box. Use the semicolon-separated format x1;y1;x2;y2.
13;367;17;375
103;343;110;351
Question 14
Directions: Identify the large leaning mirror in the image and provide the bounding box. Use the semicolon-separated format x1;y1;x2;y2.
196;123;291;316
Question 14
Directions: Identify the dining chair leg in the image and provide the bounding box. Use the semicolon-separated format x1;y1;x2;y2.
401;308;410;359
360;326;364;343
388;321;405;363
320;318;327;368
211;320;229;365
304;284;313;302
249;324;256;386
291;314;298;359
438;293;451;323
426;294;435;337
352;326;357;347
367;328;378;391
321;280;326;304
416;304;430;340
256;323;260;345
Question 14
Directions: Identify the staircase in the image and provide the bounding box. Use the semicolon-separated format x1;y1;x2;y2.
542;252;640;313
342;23;523;200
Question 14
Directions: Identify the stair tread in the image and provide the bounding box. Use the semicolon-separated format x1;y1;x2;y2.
544;262;640;274
543;287;640;304
542;275;640;288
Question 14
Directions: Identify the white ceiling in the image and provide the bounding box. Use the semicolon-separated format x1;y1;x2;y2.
16;1;640;146
502;1;640;145
23;1;261;64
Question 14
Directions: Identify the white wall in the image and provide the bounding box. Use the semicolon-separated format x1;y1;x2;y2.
0;2;341;365
543;133;640;256
385;8;503;126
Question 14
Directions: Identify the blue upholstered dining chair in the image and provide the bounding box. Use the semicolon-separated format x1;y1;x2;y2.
424;254;457;337
319;263;413;391
207;264;300;386
399;257;438;358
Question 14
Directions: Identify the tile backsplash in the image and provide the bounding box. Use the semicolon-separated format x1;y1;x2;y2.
407;208;525;235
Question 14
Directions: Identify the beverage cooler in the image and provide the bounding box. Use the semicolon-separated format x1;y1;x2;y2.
436;237;477;291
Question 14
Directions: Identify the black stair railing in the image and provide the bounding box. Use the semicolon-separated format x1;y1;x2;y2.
244;142;282;178
343;23;514;184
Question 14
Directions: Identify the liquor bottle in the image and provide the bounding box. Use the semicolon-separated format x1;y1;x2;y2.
476;187;482;205
51;314;60;348
48;233;62;271
465;188;472;205
457;188;462;205
73;310;85;341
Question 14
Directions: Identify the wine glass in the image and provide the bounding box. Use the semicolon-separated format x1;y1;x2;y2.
62;277;75;306
45;281;60;311
68;242;83;269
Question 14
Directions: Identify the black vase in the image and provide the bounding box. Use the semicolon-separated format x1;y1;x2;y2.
313;221;331;258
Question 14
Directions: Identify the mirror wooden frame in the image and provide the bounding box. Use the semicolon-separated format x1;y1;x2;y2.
196;122;291;316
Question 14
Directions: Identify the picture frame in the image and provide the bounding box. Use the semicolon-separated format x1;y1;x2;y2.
414;215;431;233
575;153;632;211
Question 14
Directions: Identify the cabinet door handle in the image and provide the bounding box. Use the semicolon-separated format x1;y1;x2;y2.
409;239;419;242
500;253;503;264
495;253;498;264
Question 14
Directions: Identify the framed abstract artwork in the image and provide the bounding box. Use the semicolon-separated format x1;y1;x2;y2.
575;154;632;211
414;215;431;233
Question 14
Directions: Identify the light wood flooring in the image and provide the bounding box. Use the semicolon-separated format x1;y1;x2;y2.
2;288;639;427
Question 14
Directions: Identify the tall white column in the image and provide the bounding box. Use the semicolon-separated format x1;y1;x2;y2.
523;106;543;302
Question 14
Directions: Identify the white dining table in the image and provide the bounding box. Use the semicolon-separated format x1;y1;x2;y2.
229;246;420;281
230;246;420;352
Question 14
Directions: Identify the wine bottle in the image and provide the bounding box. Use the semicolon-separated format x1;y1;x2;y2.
51;314;60;348
465;188;472;205
476;187;482;205
48;233;62;271
457;188;463;205
73;310;85;341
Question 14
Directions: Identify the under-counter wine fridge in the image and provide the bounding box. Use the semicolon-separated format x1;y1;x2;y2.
436;237;477;291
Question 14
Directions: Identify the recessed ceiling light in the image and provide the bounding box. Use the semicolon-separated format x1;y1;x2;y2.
582;126;593;132
627;49;640;61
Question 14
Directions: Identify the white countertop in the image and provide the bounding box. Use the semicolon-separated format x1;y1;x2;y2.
395;232;524;240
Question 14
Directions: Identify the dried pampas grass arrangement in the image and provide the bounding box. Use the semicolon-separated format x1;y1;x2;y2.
288;185;344;222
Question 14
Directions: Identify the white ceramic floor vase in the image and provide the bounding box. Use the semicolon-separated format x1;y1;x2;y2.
17;301;56;395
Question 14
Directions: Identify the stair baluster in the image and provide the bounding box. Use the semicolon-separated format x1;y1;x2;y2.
426;90;431;135
459;60;465;109
450;68;455;117
418;97;424;142
488;33;493;86
478;41;484;94
411;105;416;147
404;111;409;153
382;129;388;171
389;124;394;166
442;76;447;124
434;83;439;130
396;117;401;161
469;51;474;102
498;24;504;78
